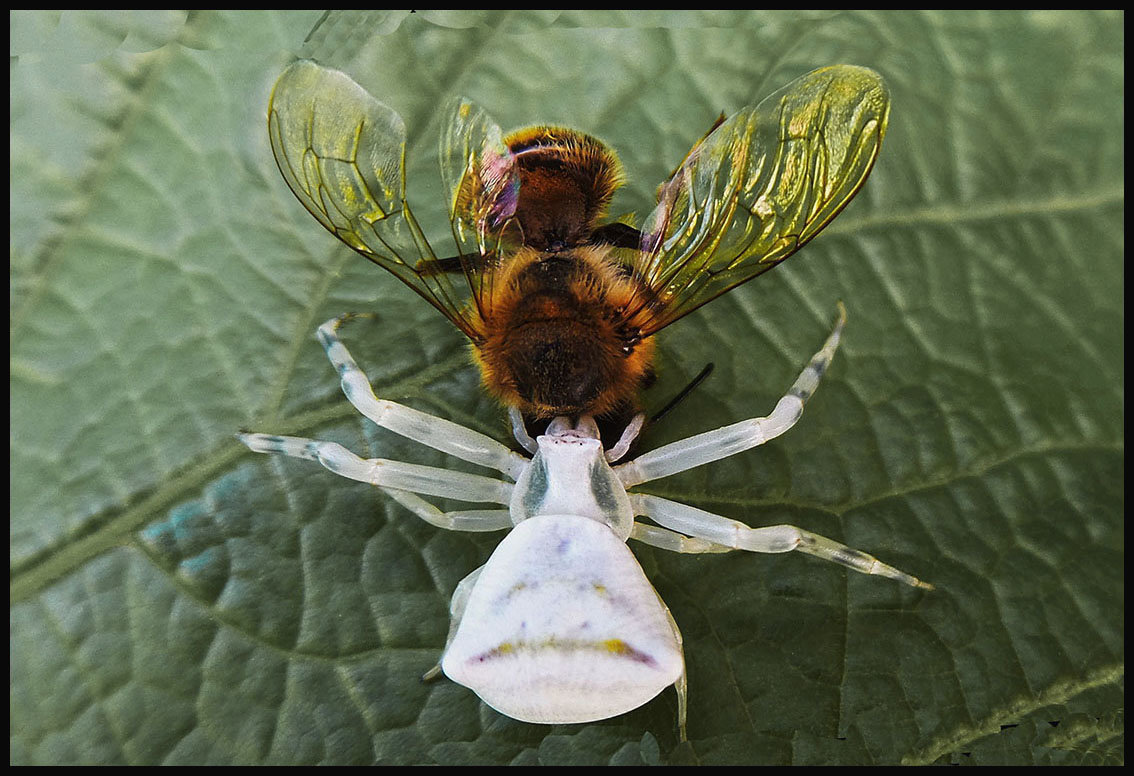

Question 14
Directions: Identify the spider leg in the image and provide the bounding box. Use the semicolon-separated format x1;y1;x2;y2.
617;305;845;487
423;565;487;682
379;489;512;532
508;406;538;454
318;315;527;479
239;433;513;507
605;413;646;463
629;521;731;554
631;492;932;589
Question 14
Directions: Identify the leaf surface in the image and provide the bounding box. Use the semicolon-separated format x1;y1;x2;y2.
10;10;1123;765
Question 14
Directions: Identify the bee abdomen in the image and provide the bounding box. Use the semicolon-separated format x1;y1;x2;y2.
473;246;656;418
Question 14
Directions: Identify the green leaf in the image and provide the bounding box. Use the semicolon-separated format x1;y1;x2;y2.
11;10;1123;766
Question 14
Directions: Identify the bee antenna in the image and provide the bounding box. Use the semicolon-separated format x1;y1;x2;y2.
649;362;715;424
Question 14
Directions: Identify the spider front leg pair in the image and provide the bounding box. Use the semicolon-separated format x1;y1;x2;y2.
239;315;527;532
238;308;931;739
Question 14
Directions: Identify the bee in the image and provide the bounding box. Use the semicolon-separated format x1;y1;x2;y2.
267;60;889;422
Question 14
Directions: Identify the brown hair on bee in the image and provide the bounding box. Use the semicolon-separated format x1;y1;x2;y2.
461;125;658;420
503;126;625;252
471;244;655;420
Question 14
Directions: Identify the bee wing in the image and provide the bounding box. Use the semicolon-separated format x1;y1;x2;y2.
268;60;483;340
632;65;890;334
437;96;522;322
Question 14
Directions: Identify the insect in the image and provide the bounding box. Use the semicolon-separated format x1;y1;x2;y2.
239;309;931;739
265;59;891;424
245;60;930;738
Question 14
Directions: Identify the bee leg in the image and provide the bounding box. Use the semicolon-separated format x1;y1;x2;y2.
413;254;483;275
236;433;515;514
591;221;643;249
648;363;714;425
629;493;932;590
615;305;846;487
316;315;527;480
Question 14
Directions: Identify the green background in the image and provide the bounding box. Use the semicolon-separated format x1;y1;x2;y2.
10;10;1123;765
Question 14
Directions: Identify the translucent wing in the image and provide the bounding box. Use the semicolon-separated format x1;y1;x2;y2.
268;60;483;340
632;65;890;333
437;96;522;322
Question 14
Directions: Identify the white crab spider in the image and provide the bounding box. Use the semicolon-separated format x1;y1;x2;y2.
238;307;931;739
